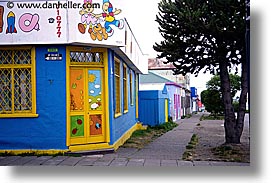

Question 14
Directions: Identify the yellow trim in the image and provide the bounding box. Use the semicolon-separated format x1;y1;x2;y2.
0;150;68;156
130;71;134;106
165;99;168;122
70;122;145;152
112;122;144;150
123;63;128;112
0;114;39;118
103;50;110;143
135;74;139;118
69;123;145;152
31;47;37;115
0;46;38;117
66;46;110;147
114;113;122;118
0;123;144;153
69;143;110;152
66;47;71;147
114;57;121;115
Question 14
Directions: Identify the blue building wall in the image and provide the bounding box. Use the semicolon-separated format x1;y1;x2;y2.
167;84;181;121
0;47;139;150
191;87;197;98
108;51;138;145
158;98;167;124
139;88;169;127
0;45;67;150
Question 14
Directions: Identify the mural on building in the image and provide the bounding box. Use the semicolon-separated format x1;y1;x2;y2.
88;70;102;111
6;11;17;34
78;0;99;34
0;0;126;46
19;13;40;32
78;0;124;41
70;115;85;137
0;1;67;42
0;5;4;33
90;114;102;135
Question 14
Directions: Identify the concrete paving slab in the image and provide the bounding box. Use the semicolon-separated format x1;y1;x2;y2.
209;161;231;166
23;156;53;166
193;161;211;166
0;113;250;167
41;156;69;166
58;156;83;166
92;157;114;166
0;156;22;166
126;159;145;166
143;159;161;167
109;158;128;167
8;156;36;166
75;157;100;166
177;160;194;166
161;159;178;167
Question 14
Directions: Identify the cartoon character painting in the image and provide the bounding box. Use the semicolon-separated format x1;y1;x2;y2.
0;6;3;33
6;11;17;34
19;13;40;32
78;0;98;34
90;23;108;41
94;0;124;37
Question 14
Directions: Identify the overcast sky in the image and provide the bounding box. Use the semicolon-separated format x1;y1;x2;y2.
123;0;212;95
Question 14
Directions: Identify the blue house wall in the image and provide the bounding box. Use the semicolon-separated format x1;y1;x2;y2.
108;50;138;145
0;45;67;150
139;87;169;127
191;87;197;98
0;46;140;151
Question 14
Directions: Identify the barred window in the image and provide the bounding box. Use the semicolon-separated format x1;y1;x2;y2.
70;51;103;64
129;70;134;106
123;64;128;113
0;48;37;117
114;57;121;117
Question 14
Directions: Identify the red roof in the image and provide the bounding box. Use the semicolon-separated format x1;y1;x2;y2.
148;58;175;70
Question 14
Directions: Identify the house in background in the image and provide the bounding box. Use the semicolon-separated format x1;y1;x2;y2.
191;87;199;112
148;58;192;115
140;71;183;121
0;0;148;154
139;83;169;127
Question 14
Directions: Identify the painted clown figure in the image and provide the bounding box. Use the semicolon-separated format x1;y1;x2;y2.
78;0;98;34
94;0;124;37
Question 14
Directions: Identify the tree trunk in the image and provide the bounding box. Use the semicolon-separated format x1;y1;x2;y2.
219;60;240;144
236;53;249;142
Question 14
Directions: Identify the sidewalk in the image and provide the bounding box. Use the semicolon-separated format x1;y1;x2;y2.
0;113;250;166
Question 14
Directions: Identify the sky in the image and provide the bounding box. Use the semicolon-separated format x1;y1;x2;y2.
123;0;212;95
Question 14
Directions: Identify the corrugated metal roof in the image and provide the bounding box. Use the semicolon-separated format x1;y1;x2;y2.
140;71;172;83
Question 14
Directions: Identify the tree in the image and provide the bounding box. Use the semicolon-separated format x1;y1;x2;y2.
201;89;223;115
201;74;241;115
206;74;241;98
153;0;249;144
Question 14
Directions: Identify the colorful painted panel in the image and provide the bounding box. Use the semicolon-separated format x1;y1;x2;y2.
70;115;84;137
88;70;102;111
89;114;102;136
70;69;84;111
0;0;125;46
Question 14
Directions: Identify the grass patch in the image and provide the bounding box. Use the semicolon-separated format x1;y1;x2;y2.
211;144;250;162
200;114;224;121
122;121;178;149
182;114;192;119
182;134;199;160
